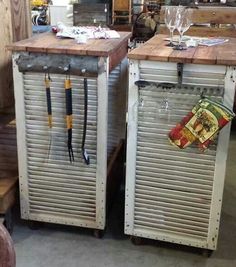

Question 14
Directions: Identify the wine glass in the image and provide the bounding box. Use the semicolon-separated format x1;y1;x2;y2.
175;8;193;50
157;92;171;121
157;83;173;122
164;6;178;47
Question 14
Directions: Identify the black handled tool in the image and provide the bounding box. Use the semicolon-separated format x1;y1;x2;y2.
45;73;52;129
81;78;90;165
45;73;53;160
65;76;74;163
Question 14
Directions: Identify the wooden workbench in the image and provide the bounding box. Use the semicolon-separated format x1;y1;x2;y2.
128;34;236;65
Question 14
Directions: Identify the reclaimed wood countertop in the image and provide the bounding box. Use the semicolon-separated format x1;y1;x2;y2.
8;31;132;71
128;34;236;66
7;31;132;57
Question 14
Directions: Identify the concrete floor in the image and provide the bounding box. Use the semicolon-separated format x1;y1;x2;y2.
12;133;236;267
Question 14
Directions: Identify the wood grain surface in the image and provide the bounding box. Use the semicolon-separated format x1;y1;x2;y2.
159;6;236;38
0;0;14;108
160;6;236;24
113;0;130;11
0;177;17;197
0;0;31;108
0;177;17;213
8;32;131;55
10;0;32;42
0;117;17;177
216;41;236;65
0;116;17;214
159;25;236;38
128;34;236;66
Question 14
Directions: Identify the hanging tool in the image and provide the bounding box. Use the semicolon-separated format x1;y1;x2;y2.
45;71;53;159
45;72;52;129
65;72;74;163
81;78;90;165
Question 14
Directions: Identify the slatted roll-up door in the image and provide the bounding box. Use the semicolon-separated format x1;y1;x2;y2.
23;72;99;228
126;60;229;249
135;85;223;245
108;64;121;158
107;62;127;159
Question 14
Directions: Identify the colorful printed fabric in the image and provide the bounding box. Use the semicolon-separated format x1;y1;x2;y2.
168;98;235;151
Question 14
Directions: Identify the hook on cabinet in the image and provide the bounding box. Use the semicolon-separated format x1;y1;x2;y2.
177;63;184;86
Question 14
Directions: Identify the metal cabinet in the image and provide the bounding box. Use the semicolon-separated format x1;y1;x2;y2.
125;59;235;250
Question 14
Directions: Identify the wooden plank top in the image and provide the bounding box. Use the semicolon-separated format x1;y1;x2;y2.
128;34;236;66
7;31;132;57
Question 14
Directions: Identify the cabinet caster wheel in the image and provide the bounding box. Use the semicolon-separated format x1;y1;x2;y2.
3;209;14;235
93;229;104;239
130;236;143;245
202;249;213;258
28;221;43;230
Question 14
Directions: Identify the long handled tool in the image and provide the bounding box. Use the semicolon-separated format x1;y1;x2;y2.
45;72;52;159
65;75;74;163
45;73;52;129
81;78;90;165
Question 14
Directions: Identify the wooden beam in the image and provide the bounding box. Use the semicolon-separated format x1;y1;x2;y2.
10;0;32;42
0;0;14;108
0;0;31;108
